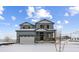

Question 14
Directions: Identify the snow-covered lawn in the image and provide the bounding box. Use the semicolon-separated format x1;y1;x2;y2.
0;43;56;52
0;42;79;52
64;42;79;52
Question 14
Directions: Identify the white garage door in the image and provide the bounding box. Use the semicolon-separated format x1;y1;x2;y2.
20;36;34;44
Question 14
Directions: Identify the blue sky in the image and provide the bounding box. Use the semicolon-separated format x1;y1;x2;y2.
0;6;79;39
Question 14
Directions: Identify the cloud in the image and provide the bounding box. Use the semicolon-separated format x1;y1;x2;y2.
56;21;63;29
26;6;53;22
0;12;2;15
68;6;79;16
0;6;4;15
36;9;53;19
64;20;69;24
15;24;18;27
27;6;35;18
57;20;61;24
0;6;5;20
18;10;22;13
57;20;69;25
0;15;4;20
11;16;16;21
31;19;39;22
56;20;69;30
64;12;69;16
35;7;42;10
64;6;79;16
56;25;63;29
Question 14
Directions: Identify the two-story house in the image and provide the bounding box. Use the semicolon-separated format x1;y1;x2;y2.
16;19;56;44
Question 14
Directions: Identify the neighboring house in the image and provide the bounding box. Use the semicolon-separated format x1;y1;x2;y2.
16;19;56;44
61;36;71;40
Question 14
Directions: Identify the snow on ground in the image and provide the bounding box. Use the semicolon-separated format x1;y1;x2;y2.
0;43;56;52
64;42;79;52
0;41;79;52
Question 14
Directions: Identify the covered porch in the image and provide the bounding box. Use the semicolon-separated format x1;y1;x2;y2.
35;29;56;43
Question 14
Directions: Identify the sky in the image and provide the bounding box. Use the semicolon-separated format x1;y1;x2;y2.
0;6;79;39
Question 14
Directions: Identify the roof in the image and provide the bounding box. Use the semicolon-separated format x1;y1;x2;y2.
36;29;46;32
35;29;56;32
36;19;54;24
16;29;35;32
20;22;34;26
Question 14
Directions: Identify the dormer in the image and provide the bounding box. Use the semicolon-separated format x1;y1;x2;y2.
20;22;34;29
35;19;54;29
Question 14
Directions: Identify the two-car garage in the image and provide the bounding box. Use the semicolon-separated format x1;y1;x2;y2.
20;35;35;44
16;29;35;44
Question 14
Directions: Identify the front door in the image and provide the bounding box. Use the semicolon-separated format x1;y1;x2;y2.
40;32;44;40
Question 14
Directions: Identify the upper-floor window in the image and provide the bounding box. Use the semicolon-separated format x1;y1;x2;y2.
47;25;49;29
40;25;44;29
22;25;31;29
28;26;30;29
23;26;25;29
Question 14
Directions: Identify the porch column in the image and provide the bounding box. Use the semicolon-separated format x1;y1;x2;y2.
52;30;56;41
44;32;47;41
16;35;20;43
54;30;56;41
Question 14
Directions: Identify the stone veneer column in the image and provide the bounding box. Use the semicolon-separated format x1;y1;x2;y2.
16;33;20;43
54;30;56;41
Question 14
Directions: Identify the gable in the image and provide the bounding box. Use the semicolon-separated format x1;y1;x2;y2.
36;19;54;24
20;22;34;26
39;20;51;23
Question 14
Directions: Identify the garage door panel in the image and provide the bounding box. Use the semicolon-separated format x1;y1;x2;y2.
20;37;34;44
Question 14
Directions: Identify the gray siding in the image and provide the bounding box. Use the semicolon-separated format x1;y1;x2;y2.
20;25;34;29
36;23;54;29
38;20;52;23
17;31;35;36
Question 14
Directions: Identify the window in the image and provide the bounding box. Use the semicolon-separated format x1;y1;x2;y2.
40;32;44;35
28;26;30;29
47;25;49;29
23;26;25;29
22;25;31;29
48;34;51;38
40;25;44;28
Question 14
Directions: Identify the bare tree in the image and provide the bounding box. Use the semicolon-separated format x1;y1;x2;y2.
4;36;12;42
55;33;70;52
